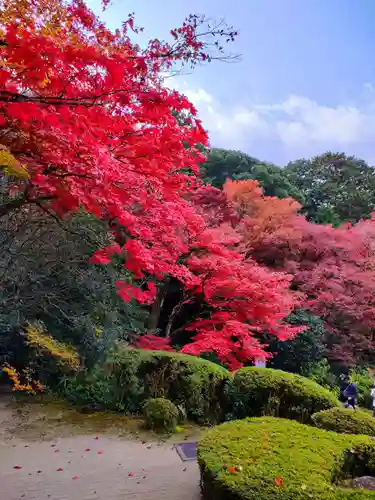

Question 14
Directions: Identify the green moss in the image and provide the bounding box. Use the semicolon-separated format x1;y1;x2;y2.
225;367;339;422
312;407;375;435
143;397;179;433
1;397;204;444
198;417;375;500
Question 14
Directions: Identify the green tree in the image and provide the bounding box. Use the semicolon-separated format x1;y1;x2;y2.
285;152;375;224
201;148;303;201
267;310;326;375
0;208;147;369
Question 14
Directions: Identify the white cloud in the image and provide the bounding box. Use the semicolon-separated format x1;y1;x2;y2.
173;82;375;163
262;96;366;145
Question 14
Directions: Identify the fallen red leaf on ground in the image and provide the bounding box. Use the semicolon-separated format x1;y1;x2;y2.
72;476;79;480
57;468;63;472
128;472;135;477
85;448;91;452
13;465;22;470
275;476;283;487
97;451;103;455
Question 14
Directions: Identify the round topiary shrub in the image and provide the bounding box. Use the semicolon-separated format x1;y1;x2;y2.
136;350;231;423
198;416;375;500
312;407;375;435
225;367;339;422
143;397;179;433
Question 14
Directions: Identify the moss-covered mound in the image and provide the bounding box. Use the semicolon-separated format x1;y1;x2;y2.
225;367;339;421
143;397;179;432
312;407;375;435
64;348;231;423
198;417;375;499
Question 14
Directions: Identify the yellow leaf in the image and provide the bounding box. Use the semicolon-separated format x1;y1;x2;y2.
0;147;29;179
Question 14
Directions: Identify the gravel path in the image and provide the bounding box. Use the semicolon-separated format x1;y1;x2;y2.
0;399;201;500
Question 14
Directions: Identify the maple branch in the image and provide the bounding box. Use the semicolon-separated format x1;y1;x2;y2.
33;201;98;245
0;191;56;218
0;91;104;107
165;296;186;338
0;196;27;217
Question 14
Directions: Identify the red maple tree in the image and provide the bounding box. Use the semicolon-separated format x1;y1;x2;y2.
226;180;375;365
0;0;238;305
1;0;305;369
139;185;304;369
289;218;375;364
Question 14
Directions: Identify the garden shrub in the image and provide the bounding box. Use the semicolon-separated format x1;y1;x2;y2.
143;397;179;432
312;407;375;435
225;367;339;422
63;347;231;423
62;348;143;413
349;368;374;409
134;349;231;423
198;416;375;500
306;358;340;393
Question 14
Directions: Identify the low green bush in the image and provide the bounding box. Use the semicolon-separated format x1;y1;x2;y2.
63;347;231;423
198;416;375;500
143;397;179;432
312;407;375;435
225;367;339;422
349;368;374;409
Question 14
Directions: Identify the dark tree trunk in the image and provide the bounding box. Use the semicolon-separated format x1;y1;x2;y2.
147;279;170;331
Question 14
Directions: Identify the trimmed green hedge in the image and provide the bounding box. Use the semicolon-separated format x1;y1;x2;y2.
225;367;339;421
198;417;375;500
312;407;375;435
143;397;179;432
64;348;231;423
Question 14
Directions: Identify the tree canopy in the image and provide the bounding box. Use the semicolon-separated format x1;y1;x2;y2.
201;148;304;201
202;148;375;226
284;152;375;224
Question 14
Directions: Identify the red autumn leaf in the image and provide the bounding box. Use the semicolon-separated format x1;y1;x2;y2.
55;450;60;453
97;451;103;455
85;448;91;452
13;465;22;470
94;437;99;440
57;468;63;472
228;467;237;474
128;472;135;477
72;476;79;480
275;476;283;487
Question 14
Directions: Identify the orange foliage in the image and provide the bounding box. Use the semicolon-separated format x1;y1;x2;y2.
2;364;45;394
224;179;302;254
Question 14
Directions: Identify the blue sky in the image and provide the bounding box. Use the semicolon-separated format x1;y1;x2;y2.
90;0;375;166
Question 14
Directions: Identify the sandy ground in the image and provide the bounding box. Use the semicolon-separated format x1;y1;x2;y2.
0;398;201;500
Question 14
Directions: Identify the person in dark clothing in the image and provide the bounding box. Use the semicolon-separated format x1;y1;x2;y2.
342;376;358;409
340;375;350;402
